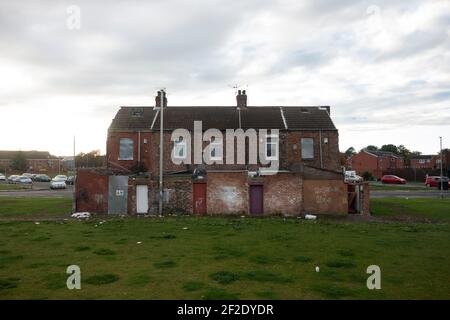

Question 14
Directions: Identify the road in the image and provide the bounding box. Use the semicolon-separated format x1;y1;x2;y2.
0;181;74;198
371;190;450;199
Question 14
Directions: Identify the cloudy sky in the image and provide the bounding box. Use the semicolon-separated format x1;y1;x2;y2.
1;0;449;156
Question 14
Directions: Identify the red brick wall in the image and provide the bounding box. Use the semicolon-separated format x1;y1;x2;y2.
303;180;347;214
75;169;109;213
206;172;248;215
351;152;378;177
263;173;303;215
107;129;341;174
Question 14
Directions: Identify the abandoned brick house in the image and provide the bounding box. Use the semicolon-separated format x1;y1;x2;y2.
76;91;368;215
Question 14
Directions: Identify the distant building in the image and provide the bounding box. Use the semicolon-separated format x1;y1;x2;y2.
350;150;404;179
0;150;60;173
410;155;435;169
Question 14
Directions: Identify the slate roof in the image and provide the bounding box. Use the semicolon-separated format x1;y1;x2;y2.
410;155;434;160
108;106;337;132
364;150;403;158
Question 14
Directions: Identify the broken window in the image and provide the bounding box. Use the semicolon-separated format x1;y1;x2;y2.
174;137;186;159
301;138;314;159
119;138;134;160
265;134;278;160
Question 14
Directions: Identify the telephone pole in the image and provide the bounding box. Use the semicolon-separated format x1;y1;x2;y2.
159;89;165;216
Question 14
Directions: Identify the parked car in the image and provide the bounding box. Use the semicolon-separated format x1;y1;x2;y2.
35;174;51;182
381;175;406;184
54;175;68;182
18;176;33;185
66;176;76;185
0;174;5;181
344;171;363;183
50;178;66;189
22;173;33;178
425;176;449;187
7;175;20;184
31;174;38;180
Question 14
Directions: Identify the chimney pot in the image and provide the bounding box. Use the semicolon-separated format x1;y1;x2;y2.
155;90;167;108
236;90;247;108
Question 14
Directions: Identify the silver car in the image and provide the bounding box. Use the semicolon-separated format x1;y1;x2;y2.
50;178;66;189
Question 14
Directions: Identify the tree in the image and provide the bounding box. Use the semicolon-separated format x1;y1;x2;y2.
11;151;28;172
345;147;356;157
380;144;399;154
363;145;378;152
75;150;105;168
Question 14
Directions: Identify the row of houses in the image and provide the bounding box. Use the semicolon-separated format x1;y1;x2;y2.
76;90;370;216
0;151;63;173
348;149;449;179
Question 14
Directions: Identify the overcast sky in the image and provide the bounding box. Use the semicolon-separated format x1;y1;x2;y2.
1;0;449;156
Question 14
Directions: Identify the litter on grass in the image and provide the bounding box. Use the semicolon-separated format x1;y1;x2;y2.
71;212;91;219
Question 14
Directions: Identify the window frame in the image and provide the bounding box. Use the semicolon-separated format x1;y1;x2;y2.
173;137;187;160
265;134;279;161
301;137;314;160
118;138;134;160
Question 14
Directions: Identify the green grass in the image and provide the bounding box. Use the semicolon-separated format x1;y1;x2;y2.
369;182;429;191
0;197;71;218
0;216;448;299
371;198;450;222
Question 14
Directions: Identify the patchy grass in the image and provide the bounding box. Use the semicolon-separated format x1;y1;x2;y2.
0;216;448;299
0;197;71;217
0;184;30;191
371;198;450;222
85;274;120;286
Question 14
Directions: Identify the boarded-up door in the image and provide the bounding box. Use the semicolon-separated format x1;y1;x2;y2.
249;185;263;215
136;185;149;214
108;175;128;214
193;183;207;215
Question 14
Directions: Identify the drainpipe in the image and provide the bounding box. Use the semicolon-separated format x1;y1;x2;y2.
319;130;323;168
159;90;165;216
138;130;141;163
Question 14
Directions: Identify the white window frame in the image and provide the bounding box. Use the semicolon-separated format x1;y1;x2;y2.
119;138;134;160
265;134;278;161
301;138;314;159
209;136;222;161
174;137;187;160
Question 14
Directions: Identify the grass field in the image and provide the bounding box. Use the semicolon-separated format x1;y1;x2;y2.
0;197;72;218
371;198;450;222
0;184;31;191
0;196;448;299
369;182;429;191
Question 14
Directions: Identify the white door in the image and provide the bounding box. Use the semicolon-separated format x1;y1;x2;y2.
136;185;149;214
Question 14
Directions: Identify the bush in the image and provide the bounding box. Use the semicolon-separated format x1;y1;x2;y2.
362;171;374;181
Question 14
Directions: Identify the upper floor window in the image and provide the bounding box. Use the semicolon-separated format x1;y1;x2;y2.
174;137;186;159
301;138;314;159
265;134;278;160
210;136;222;161
119;138;134;160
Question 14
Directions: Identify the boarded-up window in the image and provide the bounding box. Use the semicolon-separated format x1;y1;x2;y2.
301;138;314;159
119;138;133;160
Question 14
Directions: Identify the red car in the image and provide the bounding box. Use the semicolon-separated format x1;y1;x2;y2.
381;175;406;184
425;176;449;187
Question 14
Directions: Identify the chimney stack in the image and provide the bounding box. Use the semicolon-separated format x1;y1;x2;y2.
236;89;247;108
155;90;167;108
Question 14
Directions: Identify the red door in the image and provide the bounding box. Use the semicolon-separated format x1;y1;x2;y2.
249;185;263;215
193;183;207;215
